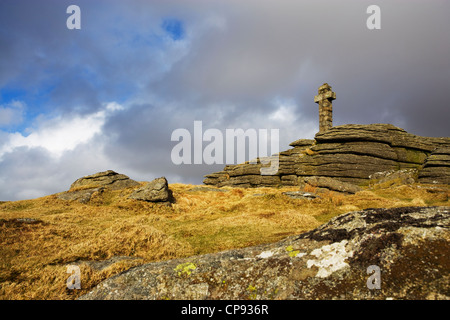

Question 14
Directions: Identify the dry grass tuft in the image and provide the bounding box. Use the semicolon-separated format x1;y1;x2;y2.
0;182;448;299
303;184;317;193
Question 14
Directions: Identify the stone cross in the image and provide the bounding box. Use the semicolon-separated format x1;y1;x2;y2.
314;83;336;133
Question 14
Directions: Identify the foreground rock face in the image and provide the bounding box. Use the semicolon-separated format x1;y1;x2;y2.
204;124;450;187
80;206;449;300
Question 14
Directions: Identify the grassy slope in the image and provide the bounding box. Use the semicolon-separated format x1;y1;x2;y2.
0;182;448;299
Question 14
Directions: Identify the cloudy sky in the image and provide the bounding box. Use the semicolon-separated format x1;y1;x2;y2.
0;0;449;200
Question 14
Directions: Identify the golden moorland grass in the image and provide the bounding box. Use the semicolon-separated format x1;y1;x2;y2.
0;182;448;299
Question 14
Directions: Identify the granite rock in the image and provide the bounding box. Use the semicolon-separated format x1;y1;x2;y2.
70;170;140;190
204;124;450;188
129;177;172;203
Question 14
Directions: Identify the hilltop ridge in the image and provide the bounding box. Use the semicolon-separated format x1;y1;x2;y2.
204;123;450;188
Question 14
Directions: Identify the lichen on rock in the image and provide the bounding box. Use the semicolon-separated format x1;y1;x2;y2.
174;262;197;277
306;240;353;278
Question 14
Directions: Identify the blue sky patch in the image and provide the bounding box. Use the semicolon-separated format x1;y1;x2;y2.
0;87;27;105
162;19;184;41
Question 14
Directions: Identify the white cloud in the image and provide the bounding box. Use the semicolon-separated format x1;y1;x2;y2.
269;99;297;124
0;102;127;200
0;100;25;126
241;98;317;150
0;102;123;158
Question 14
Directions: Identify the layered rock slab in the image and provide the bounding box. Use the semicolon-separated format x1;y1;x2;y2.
301;176;362;194
204;124;450;187
70;170;140;190
419;147;450;185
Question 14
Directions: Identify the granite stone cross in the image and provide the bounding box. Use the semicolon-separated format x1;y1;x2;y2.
314;83;336;133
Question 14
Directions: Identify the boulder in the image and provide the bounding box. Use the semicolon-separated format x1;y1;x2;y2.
79;206;450;300
57;170;140;203
128;177;172;203
70;170;140;190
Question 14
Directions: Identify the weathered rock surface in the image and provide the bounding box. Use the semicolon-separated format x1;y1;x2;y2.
301;176;362;194
128;177;172;203
419;147;450;185
80;206;449;300
57;170;140;203
289;139;315;147
369;169;418;186
314;124;449;150
57;187;105;204
204;124;450;187
70;170;140;190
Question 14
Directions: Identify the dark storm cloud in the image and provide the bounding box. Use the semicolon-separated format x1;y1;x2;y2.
2;0;448;133
150;0;450;136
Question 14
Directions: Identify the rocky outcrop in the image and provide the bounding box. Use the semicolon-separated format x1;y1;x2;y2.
70;170;140;190
302;124;449;184
419;147;450;185
129;177;173;203
204;124;450;188
79;206;449;300
57;170;140;203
